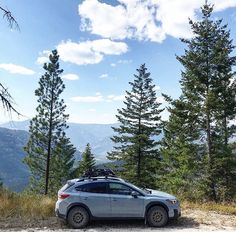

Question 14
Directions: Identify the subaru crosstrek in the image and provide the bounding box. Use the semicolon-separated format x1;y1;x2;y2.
55;175;181;228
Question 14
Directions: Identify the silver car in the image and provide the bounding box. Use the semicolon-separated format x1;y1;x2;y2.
55;176;181;228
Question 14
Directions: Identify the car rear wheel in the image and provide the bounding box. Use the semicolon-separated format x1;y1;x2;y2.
67;206;89;229
147;206;168;227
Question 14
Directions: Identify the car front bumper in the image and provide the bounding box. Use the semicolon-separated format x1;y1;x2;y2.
169;208;181;219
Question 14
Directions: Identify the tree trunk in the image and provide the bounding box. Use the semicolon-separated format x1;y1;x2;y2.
45;78;55;195
137;118;141;183
206;112;217;201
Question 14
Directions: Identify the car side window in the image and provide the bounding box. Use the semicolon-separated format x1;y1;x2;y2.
76;182;107;193
108;183;134;195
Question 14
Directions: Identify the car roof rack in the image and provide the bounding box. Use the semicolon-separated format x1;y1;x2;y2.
76;168;124;182
82;168;117;178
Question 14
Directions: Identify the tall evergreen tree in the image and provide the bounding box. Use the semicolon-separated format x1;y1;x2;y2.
49;137;76;194
107;64;163;187
166;2;236;201
160;95;204;200
76;143;96;176
24;50;76;195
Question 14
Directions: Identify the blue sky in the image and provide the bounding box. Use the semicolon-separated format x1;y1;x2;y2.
0;0;236;124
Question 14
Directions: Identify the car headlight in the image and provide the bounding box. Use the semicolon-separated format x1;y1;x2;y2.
166;199;178;204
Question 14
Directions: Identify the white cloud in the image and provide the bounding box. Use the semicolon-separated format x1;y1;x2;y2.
62;73;79;80
99;73;108;79
36;50;50;65
88;108;96;112
156;96;165;104
118;59;132;64
69;112;117;124
70;95;104;103
154;85;161;91
78;0;236;43
213;0;236;11
0;63;35;75
57;39;128;65
109;59;132;68
70;93;125;103
107;94;126;101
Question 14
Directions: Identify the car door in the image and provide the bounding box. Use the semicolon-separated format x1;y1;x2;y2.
108;182;144;218
76;182;111;217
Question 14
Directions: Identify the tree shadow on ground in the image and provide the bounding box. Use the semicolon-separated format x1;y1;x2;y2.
168;216;200;228
87;216;199;229
0;216;200;230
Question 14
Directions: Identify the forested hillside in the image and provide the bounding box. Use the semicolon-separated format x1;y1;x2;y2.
1;120;117;161
0;127;29;191
0;123;116;191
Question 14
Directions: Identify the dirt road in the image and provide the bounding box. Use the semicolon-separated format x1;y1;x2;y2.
0;209;235;231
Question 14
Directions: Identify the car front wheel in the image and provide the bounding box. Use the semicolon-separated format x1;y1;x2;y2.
147;206;168;227
67;206;89;229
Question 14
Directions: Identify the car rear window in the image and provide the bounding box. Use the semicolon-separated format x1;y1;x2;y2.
60;182;75;192
76;182;107;193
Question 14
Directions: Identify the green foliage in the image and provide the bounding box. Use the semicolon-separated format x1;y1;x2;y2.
24;50;76;195
108;64;163;187
161;2;236;201
76;143;96;177
160;96;206;201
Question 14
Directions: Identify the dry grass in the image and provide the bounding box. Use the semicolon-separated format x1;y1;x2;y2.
182;201;236;215
1;186;235;222
0;187;55;220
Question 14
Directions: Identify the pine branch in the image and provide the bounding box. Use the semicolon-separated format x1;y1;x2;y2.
0;6;19;30
0;83;21;116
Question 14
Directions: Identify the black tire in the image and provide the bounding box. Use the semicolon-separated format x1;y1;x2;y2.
67;206;89;229
147;206;168;227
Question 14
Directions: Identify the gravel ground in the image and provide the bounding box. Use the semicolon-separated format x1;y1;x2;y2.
0;209;235;232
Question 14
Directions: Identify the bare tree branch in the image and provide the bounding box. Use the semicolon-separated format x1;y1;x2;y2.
0;6;19;30
0;5;21;117
0;83;21;116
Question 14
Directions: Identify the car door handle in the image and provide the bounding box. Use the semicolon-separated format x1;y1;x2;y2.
112;198;117;201
83;197;88;200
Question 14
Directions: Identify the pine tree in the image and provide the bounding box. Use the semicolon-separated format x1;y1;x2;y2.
50;137;76;194
160;95;204;200
174;2;236;201
107;64;163;187
76;143;96;176
24;50;76;195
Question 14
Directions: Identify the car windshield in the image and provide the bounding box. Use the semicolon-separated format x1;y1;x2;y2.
125;182;148;195
140;187;152;194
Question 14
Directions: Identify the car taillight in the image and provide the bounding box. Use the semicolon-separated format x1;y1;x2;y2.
58;192;70;199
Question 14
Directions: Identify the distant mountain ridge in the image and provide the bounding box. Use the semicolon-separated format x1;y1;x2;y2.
0;120;118;191
1;120;118;161
0;120;163;192
0;127;29;192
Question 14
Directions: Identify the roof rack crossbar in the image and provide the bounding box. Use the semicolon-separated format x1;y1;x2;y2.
82;168;117;179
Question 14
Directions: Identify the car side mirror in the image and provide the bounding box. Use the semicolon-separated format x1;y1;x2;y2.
131;191;138;198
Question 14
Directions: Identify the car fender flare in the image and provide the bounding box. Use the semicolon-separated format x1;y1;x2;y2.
145;201;169;218
66;203;92;219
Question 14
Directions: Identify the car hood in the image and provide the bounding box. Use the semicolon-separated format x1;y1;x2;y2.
147;189;176;199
